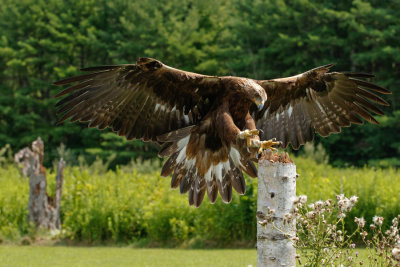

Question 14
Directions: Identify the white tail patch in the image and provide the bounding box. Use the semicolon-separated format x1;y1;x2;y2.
204;167;212;182
213;163;223;182
166;132;247;205
229;147;243;168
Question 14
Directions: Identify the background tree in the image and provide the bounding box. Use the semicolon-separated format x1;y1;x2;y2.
0;0;398;167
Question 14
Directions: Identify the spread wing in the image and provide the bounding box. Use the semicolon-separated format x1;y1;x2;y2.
255;64;391;149
54;57;222;141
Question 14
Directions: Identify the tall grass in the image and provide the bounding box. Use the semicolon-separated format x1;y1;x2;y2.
0;156;399;246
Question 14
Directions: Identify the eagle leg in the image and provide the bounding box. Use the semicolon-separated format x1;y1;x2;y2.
237;129;260;152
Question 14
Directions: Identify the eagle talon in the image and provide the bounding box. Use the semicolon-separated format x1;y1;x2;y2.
257;139;281;154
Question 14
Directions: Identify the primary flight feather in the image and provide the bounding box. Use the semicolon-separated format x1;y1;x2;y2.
55;57;390;207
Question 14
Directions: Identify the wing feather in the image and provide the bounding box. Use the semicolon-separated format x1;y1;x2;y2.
256;66;390;148
55;57;221;141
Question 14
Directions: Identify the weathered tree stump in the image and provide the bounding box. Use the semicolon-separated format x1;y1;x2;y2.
14;137;65;231
257;151;296;267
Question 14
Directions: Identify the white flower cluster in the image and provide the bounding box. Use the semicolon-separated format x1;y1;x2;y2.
373;216;384;226
336;194;358;218
354;217;366;228
293;195;307;207
258;207;275;226
392;246;400;261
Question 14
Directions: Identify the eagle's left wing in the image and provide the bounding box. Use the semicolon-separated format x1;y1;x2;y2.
54;58;222;142
255;65;391;149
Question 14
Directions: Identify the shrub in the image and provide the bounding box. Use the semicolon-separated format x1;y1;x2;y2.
0;156;399;247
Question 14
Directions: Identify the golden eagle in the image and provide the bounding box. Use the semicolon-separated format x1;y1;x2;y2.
55;57;390;206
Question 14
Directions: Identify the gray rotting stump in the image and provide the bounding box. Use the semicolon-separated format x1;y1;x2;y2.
257;151;297;267
14;137;66;231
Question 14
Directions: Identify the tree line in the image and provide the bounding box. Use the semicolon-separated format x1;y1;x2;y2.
0;0;398;167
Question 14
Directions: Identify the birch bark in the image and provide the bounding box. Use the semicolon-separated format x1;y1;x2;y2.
257;152;296;267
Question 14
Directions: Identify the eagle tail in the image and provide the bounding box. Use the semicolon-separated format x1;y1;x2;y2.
159;128;248;207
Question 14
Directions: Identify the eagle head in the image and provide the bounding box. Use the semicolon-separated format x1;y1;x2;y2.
242;79;267;111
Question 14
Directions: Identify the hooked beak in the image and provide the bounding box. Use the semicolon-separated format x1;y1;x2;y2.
254;95;266;111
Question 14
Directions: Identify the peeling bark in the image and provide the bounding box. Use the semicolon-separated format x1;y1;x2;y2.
257;152;296;267
14;137;65;231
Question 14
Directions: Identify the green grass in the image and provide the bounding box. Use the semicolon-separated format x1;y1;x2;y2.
0;246;257;267
0;246;375;267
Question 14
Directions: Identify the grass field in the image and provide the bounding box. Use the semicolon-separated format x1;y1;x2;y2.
0;246;375;267
0;246;257;267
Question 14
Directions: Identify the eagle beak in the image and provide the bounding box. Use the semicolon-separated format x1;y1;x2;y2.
254;95;265;111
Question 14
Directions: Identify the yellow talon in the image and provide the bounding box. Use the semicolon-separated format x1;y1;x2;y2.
258;138;281;154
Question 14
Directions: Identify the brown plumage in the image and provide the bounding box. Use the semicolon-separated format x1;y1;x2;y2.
55;58;391;207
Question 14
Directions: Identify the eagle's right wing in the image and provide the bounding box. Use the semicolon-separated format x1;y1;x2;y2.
255;64;391;149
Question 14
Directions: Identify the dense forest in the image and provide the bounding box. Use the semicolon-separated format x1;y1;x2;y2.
0;0;399;168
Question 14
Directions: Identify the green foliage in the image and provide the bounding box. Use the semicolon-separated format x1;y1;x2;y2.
1;157;400;246
296;157;400;236
0;165;29;241
0;0;398;167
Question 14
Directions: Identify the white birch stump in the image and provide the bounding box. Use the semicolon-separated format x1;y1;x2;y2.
257;152;296;267
14;137;65;231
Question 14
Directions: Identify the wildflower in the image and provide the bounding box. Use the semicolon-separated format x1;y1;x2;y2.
370;224;377;230
315;200;324;210
350;243;356;249
338;198;351;212
355;217;366;228
324;199;332;207
392;247;400;261
283;213;293;223
294;195;307;206
373;216;384;226
360;231;368;238
336;194;344;201
306;211;316;219
337;212;346;219
299;195;307;204
349;195;358;204
269;209;275;214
